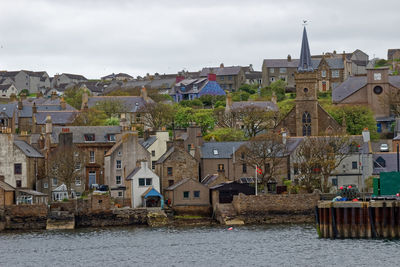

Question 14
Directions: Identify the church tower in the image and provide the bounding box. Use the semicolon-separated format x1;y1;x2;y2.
295;27;319;136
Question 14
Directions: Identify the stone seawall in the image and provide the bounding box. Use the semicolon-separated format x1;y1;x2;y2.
232;193;320;224
2;204;48;230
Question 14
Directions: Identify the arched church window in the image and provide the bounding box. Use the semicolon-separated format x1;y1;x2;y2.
302;112;311;136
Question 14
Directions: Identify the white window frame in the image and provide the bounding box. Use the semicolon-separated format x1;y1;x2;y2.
116;175;121;185
269;68;275;74
75;179;81;186
116;160;122;169
89;151;95;163
321;70;326;78
52;178;58;186
279;68;287;74
332;70;339;78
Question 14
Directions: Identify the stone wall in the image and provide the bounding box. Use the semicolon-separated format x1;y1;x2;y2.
232;193;320;224
3;204;48;230
172;205;211;216
75;208;148;228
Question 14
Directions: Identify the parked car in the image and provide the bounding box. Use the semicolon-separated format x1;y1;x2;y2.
380;143;389;152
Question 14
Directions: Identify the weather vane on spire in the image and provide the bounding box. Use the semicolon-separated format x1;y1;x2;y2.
302;20;308;26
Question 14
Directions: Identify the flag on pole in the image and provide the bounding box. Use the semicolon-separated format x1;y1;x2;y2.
256;166;262;174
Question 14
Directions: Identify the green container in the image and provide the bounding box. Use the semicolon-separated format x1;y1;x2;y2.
373;177;380;196
380;172;400;196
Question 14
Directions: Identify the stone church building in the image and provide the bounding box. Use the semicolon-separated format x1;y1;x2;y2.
277;27;343;136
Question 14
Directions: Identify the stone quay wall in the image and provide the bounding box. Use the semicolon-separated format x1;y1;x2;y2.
1;204;48;230
232;193;320;224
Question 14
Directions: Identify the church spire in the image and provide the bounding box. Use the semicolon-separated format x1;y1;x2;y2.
298;26;314;72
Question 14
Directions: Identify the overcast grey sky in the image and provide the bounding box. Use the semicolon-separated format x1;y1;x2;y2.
0;0;398;79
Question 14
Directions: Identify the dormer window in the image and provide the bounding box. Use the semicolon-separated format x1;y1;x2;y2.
213;149;218;155
374;157;386;168
84;134;95;142
108;134;116;141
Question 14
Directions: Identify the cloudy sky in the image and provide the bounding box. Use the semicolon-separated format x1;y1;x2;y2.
0;0;398;79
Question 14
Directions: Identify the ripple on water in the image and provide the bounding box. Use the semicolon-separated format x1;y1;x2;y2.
1;224;400;266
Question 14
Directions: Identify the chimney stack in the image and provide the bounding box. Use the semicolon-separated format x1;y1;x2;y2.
225;92;232;113
207;73;216;81
32;102;37;114
60;97;66;110
51;91;57;100
140;86;149;102
81;89;89;110
287;54;292;62
18;97;23;110
175;75;185;83
220;63;224;68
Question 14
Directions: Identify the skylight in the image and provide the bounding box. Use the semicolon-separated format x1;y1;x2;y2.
213;149;218;155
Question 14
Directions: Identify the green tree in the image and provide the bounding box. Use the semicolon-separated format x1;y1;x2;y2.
192;109;215;134
72;107;108;126
95;99;127;118
105;117;120;125
174;106;194;129
232;91;250;101
139;102;174;130
326;105;378;139
64;86;87;109
270;80;287;101
179;99;204;108
204;128;245;141
199;95;225;107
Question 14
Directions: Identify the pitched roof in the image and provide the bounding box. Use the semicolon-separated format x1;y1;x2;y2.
373;153;398;174
0;84;15;92
201;174;219;185
156;146;174;164
140;136;157;149
201;141;245;159
126;166;141;180
164;178;205;191
332;76;368;103
13;140;44;158
105;140;122;157
0;103;17;118
87;96;153;113
326;58;344;69
200;66;243;76
263;59;300;68
34;111;78;125
198;81;226;96
50;126;121;144
231;101;278;111
62;73;87;80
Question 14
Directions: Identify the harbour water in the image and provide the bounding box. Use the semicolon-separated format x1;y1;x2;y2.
1;224;399;266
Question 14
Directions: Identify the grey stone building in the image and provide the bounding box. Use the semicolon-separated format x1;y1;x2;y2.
0;70;51;94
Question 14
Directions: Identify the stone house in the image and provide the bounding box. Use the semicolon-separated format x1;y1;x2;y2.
200;141;245;181
0;70;51;94
140;130;169;171
104;130;150;199
333;67;400;134
199;64;249;91
155;139;199;193
0;84;18;98
83;87;153;126
164;178;210;215
388;49;400;61
125;161;162;208
262;55;300;89
52;73;88;88
0;103;17;132
101;73;133;81
0;133;44;190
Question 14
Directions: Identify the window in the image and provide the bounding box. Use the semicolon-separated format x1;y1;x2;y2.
321;70;326;77
220;76;224;81
241;152;245;159
374;73;382;81
84;134;95;142
139;178;152;186
118;151;122;156
270;77;275;82
279;68;287;73
265;163;270;173
352;161;358;170
52;178;58;186
167;167;173;176
269;68;275;74
331;70;339;78
108;134;116;141
14;163;22;175
116;160;121;169
302;112;311;136
332;178;338;186
374;157;386;168
16;180;22;188
183;191;190;199
168;180;174;186
151;150;156;157
218;164;224;171
152;161;156;170
194;191;200;198
89;151;95;163
228;76;232;81
279;76;287;81
116;176;121;185
242;164;247;173
104;150;107;155
213;149;219;155
75;162;81;171
118;192;123;197
293;163;299;175
43;182;48;189
75;179;81;186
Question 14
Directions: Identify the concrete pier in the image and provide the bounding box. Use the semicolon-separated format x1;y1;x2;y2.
317;201;400;239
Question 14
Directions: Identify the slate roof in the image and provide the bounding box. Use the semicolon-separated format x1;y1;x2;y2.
50;126;121;144
0;103;17;118
373;153;398;174
200;66;242;76
165;178;197;190
13;140;44;158
87;96;153;112
104;140;122;157
62;73;87;80
333;76;400;103
140;136;157;149
231;101;278;111
245;71;262;79
0;71;20;77
101;73;133;80
156;146;174;164
0;84;14;92
326;58;344;69
126;166;141;180
263;59;300;68
201;141;245;159
201;174;219;186
298;27;314;72
34;111;78;125
18;189;47;196
0;180;15;191
198;81;226;96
